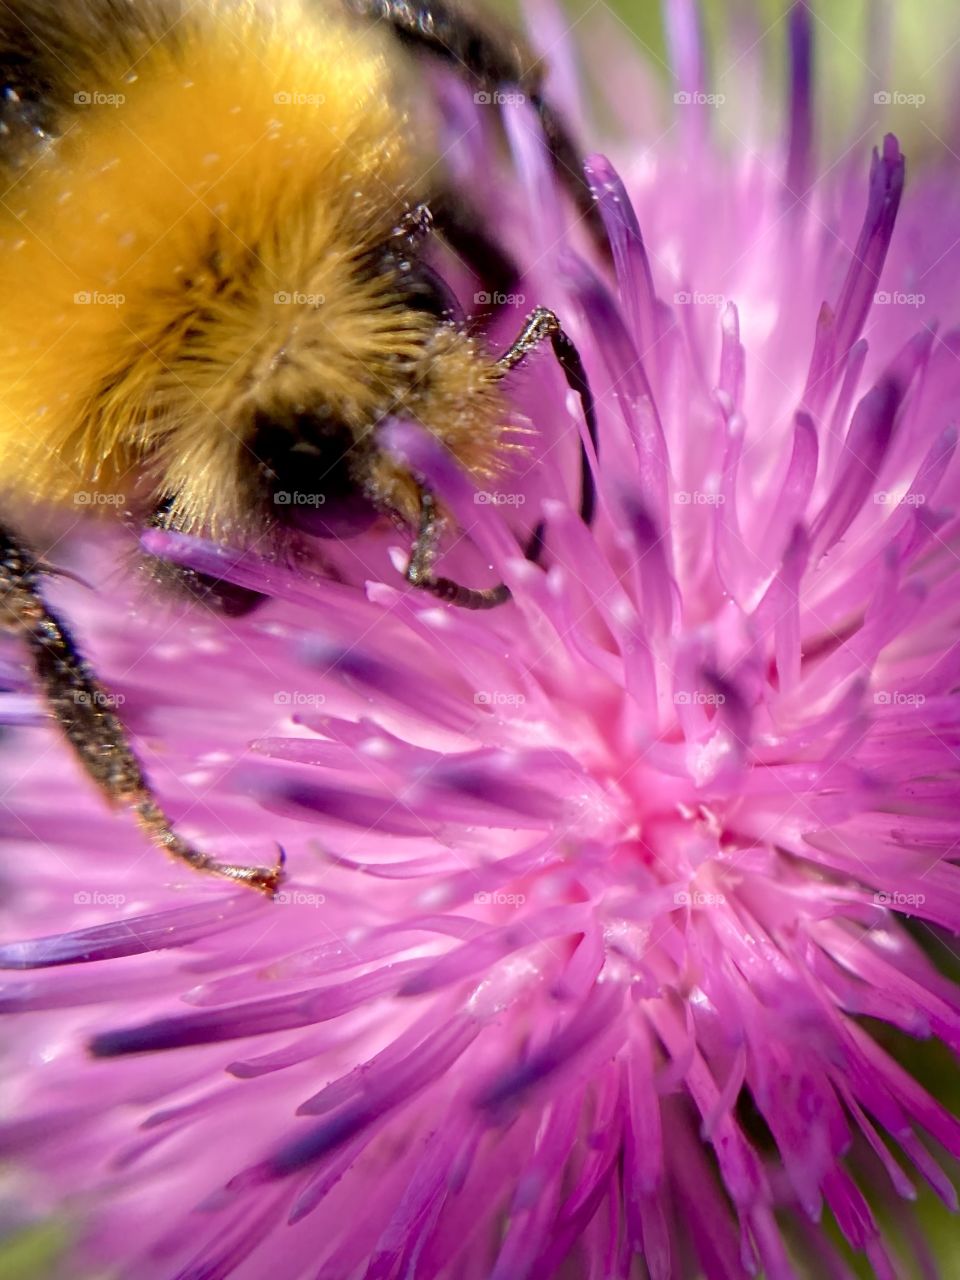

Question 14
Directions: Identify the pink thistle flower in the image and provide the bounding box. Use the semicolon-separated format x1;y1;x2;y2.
3;5;960;1278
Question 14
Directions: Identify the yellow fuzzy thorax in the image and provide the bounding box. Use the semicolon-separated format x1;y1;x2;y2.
0;2;445;530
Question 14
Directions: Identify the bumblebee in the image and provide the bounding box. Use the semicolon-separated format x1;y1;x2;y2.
0;0;599;891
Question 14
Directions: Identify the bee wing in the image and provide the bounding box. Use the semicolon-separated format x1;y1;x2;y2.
342;0;544;97
340;0;605;254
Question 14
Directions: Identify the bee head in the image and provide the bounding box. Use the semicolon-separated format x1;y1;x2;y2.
250;405;378;538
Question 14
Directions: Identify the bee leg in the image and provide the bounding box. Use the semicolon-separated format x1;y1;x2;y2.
497;306;599;526
348;0;607;255
0;524;283;894
405;490;510;609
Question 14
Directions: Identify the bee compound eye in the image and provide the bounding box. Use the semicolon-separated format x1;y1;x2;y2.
402;260;464;324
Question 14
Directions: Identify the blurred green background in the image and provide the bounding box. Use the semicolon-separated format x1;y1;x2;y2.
501;0;960;163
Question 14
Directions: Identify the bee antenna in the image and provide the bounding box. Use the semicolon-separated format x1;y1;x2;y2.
393;202;433;244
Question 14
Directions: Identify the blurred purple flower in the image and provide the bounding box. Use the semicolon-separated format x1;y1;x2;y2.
3;4;960;1279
